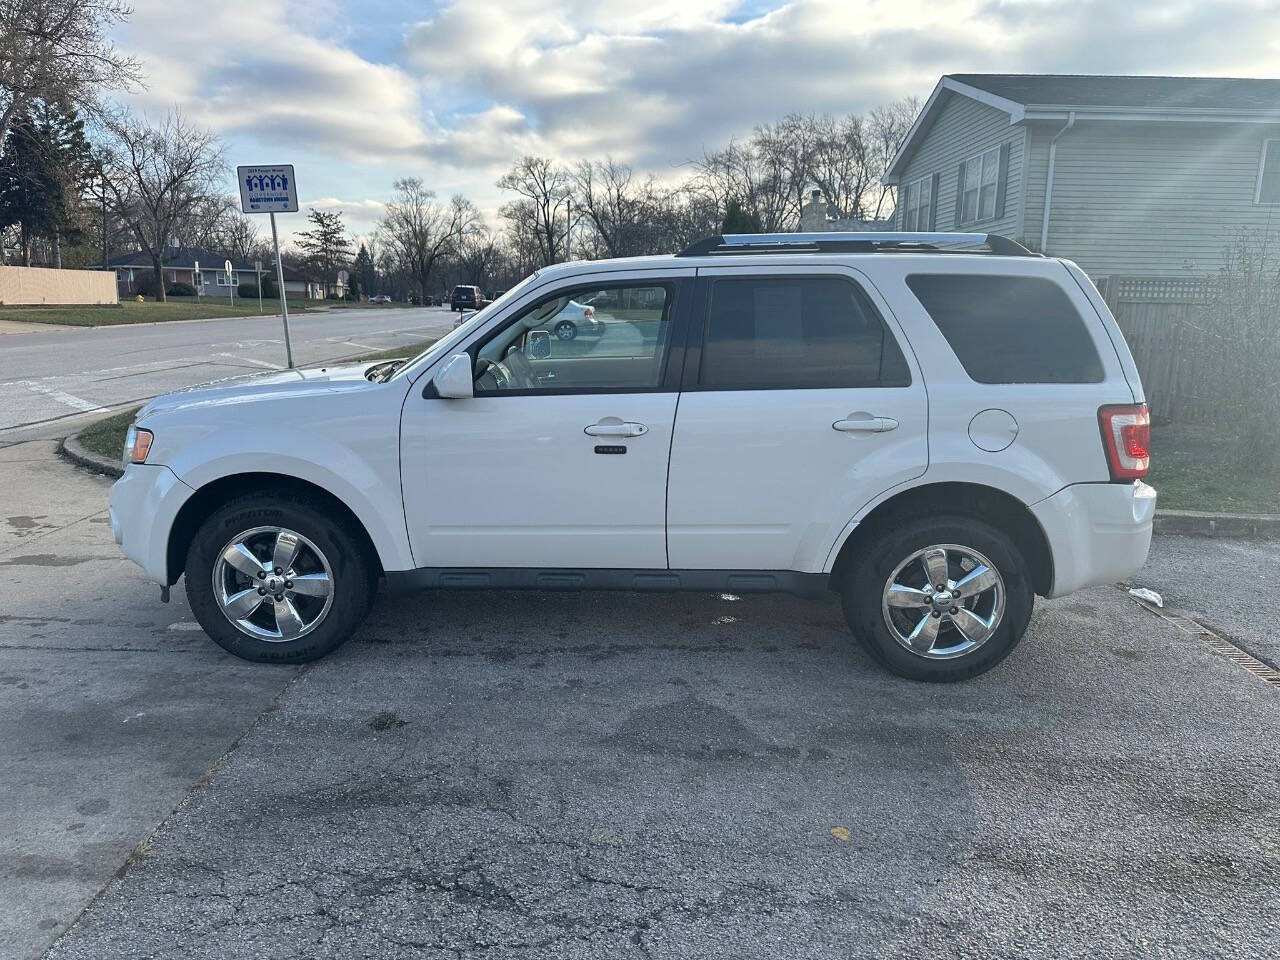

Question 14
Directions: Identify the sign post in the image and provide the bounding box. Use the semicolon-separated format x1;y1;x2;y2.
193;259;201;300
255;259;263;314
237;164;298;368
225;259;234;309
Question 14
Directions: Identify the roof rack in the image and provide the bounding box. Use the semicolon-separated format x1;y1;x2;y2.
676;232;1037;257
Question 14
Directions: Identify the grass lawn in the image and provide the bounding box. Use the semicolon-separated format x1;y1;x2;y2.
2;297;324;327
1148;423;1280;514
76;406;141;461
73;340;437;462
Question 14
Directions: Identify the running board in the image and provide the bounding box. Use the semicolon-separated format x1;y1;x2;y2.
384;567;831;599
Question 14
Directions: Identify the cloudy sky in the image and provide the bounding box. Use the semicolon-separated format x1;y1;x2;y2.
111;0;1280;242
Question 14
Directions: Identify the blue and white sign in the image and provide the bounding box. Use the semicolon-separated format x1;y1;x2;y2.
237;164;298;214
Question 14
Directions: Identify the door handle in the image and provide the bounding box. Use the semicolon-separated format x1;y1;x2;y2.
585;419;648;438
833;415;899;433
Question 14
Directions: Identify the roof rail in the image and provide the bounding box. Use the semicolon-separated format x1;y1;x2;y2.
676;232;1037;257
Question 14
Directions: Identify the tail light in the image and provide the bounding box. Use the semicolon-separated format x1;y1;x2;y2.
1098;404;1150;480
584;306;594;318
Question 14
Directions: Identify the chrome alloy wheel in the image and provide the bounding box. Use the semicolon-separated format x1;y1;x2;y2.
212;526;334;641
880;544;1005;659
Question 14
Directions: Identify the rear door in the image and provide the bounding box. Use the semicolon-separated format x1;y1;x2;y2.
665;265;928;573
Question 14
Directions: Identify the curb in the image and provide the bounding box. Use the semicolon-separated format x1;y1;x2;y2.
1153;508;1280;539
59;433;123;479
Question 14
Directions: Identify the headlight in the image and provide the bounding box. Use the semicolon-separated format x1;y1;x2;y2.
123;425;154;465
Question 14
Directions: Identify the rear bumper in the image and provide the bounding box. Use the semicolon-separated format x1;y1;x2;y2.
108;464;195;585
1032;481;1156;598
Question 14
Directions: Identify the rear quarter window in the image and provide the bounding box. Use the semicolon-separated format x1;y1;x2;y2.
905;274;1104;384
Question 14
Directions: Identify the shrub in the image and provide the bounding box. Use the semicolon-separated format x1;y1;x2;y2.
166;281;196;297
135;273;156;297
1187;230;1280;468
327;292;341;300
237;282;259;299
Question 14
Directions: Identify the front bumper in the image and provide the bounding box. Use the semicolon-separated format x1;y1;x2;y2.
108;464;195;585
1032;480;1156;598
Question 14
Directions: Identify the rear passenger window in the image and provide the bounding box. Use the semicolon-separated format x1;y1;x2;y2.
906;274;1103;383
699;277;910;389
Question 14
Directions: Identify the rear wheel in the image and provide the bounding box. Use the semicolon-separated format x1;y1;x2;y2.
185;492;376;663
840;515;1033;681
554;320;578;340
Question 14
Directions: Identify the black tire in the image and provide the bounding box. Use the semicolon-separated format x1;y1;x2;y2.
840;514;1033;682
554;320;578;341
185;491;377;663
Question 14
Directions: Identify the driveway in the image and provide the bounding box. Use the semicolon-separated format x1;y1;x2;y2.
1;438;1276;960
0;307;455;434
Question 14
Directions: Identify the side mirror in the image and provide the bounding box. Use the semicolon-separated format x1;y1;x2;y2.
432;353;474;399
526;330;551;360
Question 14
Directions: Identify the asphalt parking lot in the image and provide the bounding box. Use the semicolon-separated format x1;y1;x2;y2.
2;438;1277;959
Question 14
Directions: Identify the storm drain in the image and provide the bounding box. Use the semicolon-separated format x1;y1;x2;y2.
1130;597;1280;689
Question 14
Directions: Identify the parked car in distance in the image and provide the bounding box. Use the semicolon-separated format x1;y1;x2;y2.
538;298;599;340
370;294;392;304
450;285;484;311
109;231;1155;682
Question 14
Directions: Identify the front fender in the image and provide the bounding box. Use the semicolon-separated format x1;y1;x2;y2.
163;431;415;574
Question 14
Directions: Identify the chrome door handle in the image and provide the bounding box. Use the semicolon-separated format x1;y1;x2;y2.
833;415;899;433
585;419;648;438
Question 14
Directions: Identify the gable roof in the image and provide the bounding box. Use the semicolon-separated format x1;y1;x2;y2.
102;247;261;272
884;73;1280;183
949;74;1280;113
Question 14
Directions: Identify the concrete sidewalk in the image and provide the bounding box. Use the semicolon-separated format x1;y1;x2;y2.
0;439;298;960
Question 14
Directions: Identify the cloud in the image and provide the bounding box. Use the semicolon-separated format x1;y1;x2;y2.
111;0;1280;244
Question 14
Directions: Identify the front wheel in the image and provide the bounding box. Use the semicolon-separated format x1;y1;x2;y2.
840;515;1033;682
185;492;377;663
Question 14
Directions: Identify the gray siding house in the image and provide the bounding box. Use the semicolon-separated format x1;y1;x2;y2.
883;74;1280;279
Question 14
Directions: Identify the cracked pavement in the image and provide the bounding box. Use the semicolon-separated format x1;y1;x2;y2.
2;437;1278;959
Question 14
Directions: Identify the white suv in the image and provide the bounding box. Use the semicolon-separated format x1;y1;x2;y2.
109;233;1155;681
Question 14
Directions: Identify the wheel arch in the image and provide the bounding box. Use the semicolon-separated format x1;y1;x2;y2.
829;482;1054;597
165;472;383;586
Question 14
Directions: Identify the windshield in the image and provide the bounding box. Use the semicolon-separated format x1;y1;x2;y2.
392;272;540;381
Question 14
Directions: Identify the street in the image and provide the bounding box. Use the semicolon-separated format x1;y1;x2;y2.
1;426;1276;959
0;307;457;434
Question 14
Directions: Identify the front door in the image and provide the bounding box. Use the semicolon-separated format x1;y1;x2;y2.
666;267;929;573
401;277;688;569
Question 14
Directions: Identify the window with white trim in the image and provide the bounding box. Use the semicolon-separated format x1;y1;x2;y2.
902;175;932;231
216;272;240;286
1256;139;1280;204
960;146;1000;224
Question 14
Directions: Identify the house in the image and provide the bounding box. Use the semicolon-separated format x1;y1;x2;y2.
102;247;266;297
797;190;893;233
882;74;1280;279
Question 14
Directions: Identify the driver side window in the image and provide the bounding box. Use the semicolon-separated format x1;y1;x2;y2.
473;284;674;395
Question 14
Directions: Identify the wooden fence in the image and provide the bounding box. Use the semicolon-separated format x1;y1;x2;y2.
0;265;117;305
1098;275;1220;424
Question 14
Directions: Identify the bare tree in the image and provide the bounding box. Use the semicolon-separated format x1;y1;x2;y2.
100;109;225;301
214;207;263;262
378;177;478;300
867;96;921;220
0;0;141;155
497;156;570;267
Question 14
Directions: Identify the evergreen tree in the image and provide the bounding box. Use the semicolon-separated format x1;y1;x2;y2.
295;208;352;296
720;196;762;235
0;102;91;265
352;242;377;296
